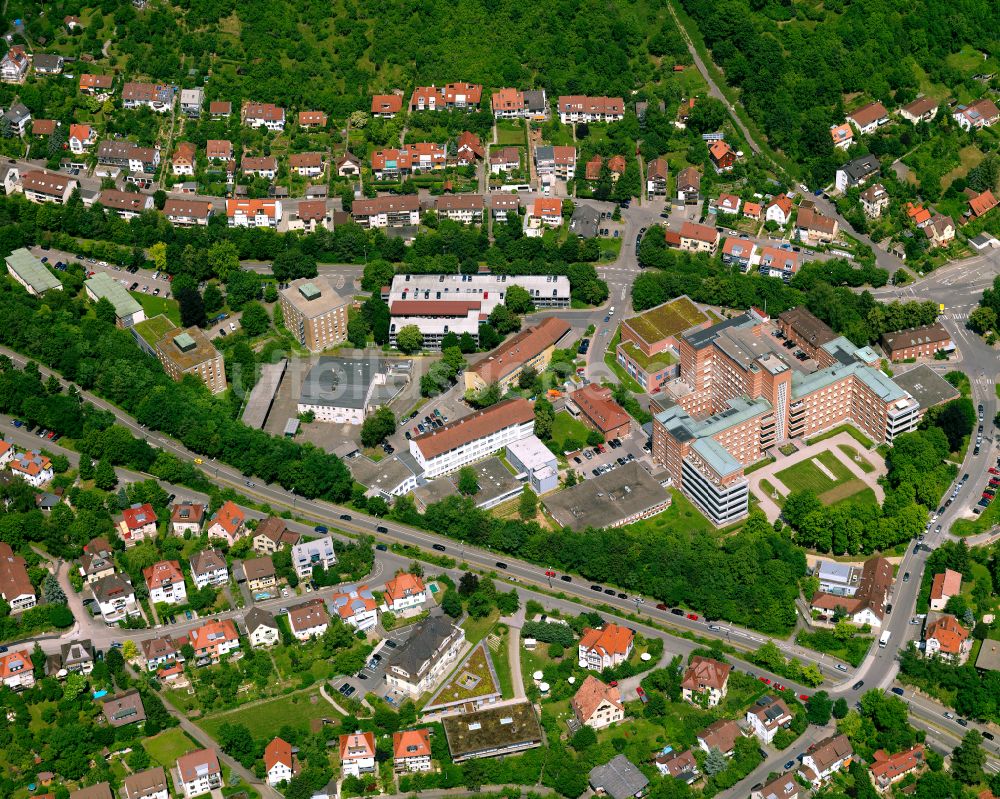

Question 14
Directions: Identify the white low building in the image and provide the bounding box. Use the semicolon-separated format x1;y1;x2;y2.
409;397;535;478
291;536;337;579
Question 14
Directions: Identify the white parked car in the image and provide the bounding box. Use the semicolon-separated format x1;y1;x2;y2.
229;322;237;331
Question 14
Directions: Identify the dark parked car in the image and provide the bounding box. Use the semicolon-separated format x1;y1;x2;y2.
376;525;388;533
852;680;865;690
604;588;615;595
432;543;446;551
591;585;603;592
495;562;508;569
560;575;572;582
339;514;352;521
375;543;388;551
671;608;684;616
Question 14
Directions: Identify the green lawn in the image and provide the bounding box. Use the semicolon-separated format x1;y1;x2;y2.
461;609;500;644
492;632;516;699
427;642;500;706
620;488;738;538
775;459;840;494
603;328;647;394
806;424;874;449
837;444;876;473
551;411;592;451
199;689;339;740
133;313;179;347
144;728;199;768
132;292;182;325
495;121;527;147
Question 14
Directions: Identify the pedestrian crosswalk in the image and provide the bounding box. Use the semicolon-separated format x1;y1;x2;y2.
948;312;969;321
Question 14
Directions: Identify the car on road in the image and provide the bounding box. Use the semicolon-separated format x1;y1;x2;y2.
616;592;627;599
432;543;445;551
836;664;848;671
852;680;865;690
314;525;328;533
560;575;572;582
773;683;786;692
375;543;387;551
604;588;615;595
686;613;699;621
545;570;556;577
495;562;508;569
759;677;771;684
983;731;995;741
636;686;648;703
604;315;610;323
591;585;603;592
944;711;954;719
957;718;969;727
376;526;389;533
339;514;352;521
671;608;684;615
784;761;795;770
902;572;910;582
891;687;904;696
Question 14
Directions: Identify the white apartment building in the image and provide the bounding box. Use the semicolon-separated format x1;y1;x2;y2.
408;397;535;478
144;560;187;606
388;272;571;310
291;536;337;579
175;750;222;798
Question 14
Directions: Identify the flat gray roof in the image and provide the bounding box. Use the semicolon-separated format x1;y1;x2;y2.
349;454;417;494
5;247;62;293
543;462;670;530
300;357;381;409
241;359;287;429
891;365;960;410
976;639;1000;672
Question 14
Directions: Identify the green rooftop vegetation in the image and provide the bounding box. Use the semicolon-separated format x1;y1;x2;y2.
425;641;501;710
624;296;708;345
134;314;178;348
618;339;677;372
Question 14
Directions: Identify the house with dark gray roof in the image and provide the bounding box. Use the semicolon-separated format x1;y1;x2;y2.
570;204;601;239
589;755;649;799
385;614;466;697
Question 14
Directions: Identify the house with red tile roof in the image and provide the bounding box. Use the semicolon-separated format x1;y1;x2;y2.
765;194;793;226
716;193;741;215
340;731;376;778
569;384;632;440
906;202;931;227
456;131;485;165
330;585;379;630
288;152;324;177
608;155;627;178
0;542;35;614
32;119;58;137
830;123;854;149
264;737;299;786
209;101;232;117
869;745;924;792
206;500;246;545
206;140;232;161
557;95;625;123
0;649;34;690
899;97;939;125
924;614;971;662
953;98;1000;131
171;142;196;176
371;94;403;118
709;140;736;172
578;623;634;671
79;74;114;95
393;729;432;772
117;503;158;547
143;560;186;605
929;568;962;610
297;111;327;128
69;123;95;153
967;188;998;219
226;199;282;229
679;221;721;254
847;101;889;135
175;749;222;797
9;451;53;487
383;572;428;613
647;157;668;195
743;201;763;220
243;102;285;131
410;83;482;112
370;143;446;179
696;718;742;756
572;675;625;729
189;619;239;662
681;656;730;707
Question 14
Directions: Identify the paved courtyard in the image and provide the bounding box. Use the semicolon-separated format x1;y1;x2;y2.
747;431;887;522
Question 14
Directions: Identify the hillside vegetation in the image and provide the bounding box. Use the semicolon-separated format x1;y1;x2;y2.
678;0;1000;182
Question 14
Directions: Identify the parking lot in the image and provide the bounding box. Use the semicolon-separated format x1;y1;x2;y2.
332;624;415;703
30;245;171;298
389;382;474;453
566;428;652;481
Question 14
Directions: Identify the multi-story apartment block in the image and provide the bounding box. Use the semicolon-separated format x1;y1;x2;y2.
98;189;154;220
163;199;213;226
616;296;710;393
252;517;301;554
409;398;535;477
153;325;227;394
123;766;170;799
117;503;158;546
435;193;484;224
0;649;34;690
409;82;482;111
385;615;466;697
880;323;952;362
288;601;330;640
97;140;160;173
798;734;853;787
352;195;420;229
572;675;625;730
91;574;140;623
557;95;625;124
651;308;923;525
534;145;577;180
393;729;433;772
206;501;246;545
491;87;547;119
279;277;349;352
175;750;222;798
226;199;282;228
69;123;96;153
464;317;570;394
21;170;77;204
681;656;731;707
291;535;337;579
340;732;377;778
370;143;446;179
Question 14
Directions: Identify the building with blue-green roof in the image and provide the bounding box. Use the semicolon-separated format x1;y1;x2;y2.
85;272;146;327
651;306;923;524
5;248;62;295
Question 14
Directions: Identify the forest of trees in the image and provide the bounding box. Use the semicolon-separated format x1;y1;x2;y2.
0;286;353;502
387;496;806;634
678;0;1000;182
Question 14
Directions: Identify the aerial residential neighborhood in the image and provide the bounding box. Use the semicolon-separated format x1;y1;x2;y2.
0;2;999;799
